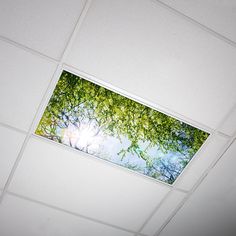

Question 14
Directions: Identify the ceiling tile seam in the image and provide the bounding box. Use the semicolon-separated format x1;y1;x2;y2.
210;137;236;170
31;133;173;190
172;188;188;194
0;0;93;204
153;0;236;49
0;122;27;135
153;135;235;236
153;189;191;236
216;131;231;139
0;35;59;64
58;0;93;63
135;190;174;235
6;191;148;236
63;63;215;135
232;133;236;140
217;103;236;126
216;103;236;138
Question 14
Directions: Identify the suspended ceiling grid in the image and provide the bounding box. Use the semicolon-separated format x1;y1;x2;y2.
0;0;236;236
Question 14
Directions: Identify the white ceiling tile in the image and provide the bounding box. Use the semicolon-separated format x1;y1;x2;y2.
9;137;170;231
0;194;133;236
159;0;236;43
0;126;25;188
218;105;236;137
175;134;229;191
159;140;236;236
0;0;86;59
65;0;236;129
0;41;57;131
141;190;186;236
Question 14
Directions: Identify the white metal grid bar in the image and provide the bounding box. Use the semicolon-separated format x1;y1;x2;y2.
154;0;236;48
0;35;59;64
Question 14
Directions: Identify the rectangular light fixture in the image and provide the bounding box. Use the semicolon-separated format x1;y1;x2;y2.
36;70;209;184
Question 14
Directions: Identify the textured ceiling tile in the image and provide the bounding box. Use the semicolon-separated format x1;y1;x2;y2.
0;194;134;236
159;0;236;42
0;0;86;59
0;41;56;131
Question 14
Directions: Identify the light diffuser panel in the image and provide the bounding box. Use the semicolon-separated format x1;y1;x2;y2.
36;71;209;184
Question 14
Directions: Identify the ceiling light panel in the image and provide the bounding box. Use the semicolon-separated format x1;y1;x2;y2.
35;70;209;185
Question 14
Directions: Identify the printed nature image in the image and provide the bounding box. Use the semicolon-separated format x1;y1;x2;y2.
36;71;209;184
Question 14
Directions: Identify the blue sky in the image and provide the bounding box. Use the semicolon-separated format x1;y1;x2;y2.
58;121;189;183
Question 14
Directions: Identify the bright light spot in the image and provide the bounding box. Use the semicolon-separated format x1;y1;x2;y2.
62;121;104;153
77;124;97;147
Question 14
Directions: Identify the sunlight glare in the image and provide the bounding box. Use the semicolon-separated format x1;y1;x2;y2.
62;122;103;152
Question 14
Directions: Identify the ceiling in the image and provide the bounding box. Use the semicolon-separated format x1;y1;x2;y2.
0;0;236;235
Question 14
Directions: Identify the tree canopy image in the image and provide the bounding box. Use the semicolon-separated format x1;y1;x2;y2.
36;71;209;184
